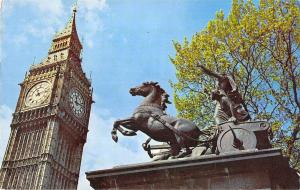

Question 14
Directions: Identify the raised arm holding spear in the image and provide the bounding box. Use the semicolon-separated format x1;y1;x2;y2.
198;64;251;124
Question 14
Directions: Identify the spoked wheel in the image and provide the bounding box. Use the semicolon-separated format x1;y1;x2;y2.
217;126;257;153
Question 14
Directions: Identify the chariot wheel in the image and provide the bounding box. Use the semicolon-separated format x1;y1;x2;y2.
217;126;257;153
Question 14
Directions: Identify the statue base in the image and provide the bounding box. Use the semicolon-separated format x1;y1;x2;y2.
86;148;299;189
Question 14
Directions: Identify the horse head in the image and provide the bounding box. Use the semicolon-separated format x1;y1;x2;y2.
129;81;171;110
129;81;158;97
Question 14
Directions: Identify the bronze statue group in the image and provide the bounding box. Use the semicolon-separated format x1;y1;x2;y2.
110;65;270;160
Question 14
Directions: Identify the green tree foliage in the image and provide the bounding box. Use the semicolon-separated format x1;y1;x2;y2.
171;0;300;170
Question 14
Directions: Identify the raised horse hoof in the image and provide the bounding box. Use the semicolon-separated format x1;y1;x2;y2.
112;135;118;143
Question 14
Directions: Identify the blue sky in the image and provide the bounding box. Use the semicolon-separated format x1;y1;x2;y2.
0;0;233;189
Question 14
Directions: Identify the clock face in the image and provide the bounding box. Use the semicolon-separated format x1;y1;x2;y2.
25;82;51;107
69;88;85;118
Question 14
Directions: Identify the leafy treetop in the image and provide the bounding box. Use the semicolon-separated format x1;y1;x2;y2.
170;0;300;170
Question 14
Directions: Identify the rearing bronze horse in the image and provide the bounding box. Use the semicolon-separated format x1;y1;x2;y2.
111;81;204;157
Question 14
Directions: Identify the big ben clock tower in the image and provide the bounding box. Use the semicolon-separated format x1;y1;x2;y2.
0;7;93;189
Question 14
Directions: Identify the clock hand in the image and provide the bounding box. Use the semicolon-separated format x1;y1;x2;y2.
75;101;84;106
75;98;80;103
35;90;42;96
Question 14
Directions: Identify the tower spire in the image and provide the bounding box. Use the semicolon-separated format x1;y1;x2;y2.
52;6;78;41
47;5;82;64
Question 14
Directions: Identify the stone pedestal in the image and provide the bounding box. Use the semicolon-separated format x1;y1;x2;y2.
86;148;299;189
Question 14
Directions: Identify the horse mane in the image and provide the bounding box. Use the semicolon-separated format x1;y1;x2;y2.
142;81;171;110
